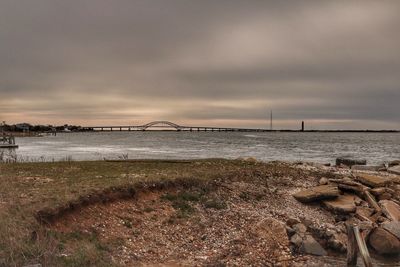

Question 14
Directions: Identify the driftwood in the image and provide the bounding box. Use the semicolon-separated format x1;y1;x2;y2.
346;223;358;266
354;213;372;223
353;225;373;267
363;190;382;213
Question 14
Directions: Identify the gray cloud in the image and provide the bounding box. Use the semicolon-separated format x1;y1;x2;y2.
0;0;399;129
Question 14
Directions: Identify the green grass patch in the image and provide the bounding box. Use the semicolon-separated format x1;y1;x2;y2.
203;199;227;210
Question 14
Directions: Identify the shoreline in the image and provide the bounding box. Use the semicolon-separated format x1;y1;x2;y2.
1;159;399;266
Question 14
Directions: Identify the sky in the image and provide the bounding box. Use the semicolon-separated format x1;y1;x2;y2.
0;1;399;130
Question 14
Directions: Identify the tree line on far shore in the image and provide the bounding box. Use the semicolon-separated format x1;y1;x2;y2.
1;123;84;132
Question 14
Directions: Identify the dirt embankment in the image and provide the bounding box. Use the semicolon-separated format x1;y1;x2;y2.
37;161;343;266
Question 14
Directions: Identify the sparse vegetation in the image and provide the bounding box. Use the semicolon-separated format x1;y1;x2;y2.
0;158;320;266
203;198;227;210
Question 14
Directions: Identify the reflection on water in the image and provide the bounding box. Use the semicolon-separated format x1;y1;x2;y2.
1;131;400;163
0;148;17;162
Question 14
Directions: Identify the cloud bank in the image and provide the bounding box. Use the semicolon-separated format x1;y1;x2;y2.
0;0;399;129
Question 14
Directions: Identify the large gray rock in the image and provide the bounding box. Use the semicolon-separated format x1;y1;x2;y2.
369;227;400;255
300;235;328;256
293;185;339;203
336;157;366;167
323;194;358;214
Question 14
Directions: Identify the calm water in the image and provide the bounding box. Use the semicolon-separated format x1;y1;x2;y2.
2;131;399;164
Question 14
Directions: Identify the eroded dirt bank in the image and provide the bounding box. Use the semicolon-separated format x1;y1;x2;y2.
43;161;344;266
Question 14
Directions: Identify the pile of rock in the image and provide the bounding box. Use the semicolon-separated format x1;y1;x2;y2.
292;159;400;257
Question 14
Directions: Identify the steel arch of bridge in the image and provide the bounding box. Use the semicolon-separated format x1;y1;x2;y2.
139;121;184;130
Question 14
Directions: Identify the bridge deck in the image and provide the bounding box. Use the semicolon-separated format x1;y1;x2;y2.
79;121;400;133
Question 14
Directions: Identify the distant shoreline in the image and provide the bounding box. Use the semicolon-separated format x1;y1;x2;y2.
4;130;400;135
80;129;400;133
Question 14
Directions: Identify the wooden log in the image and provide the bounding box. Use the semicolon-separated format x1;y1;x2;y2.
353;225;372;267
363;190;382;213
354;213;372;223
346;223;358;266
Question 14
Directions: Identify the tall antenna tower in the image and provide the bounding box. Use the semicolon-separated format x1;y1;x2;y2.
270;110;273;130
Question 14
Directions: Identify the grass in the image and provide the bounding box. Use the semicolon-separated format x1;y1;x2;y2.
0;159;265;266
0;158;308;266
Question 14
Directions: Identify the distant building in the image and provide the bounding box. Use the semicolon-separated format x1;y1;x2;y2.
15;123;32;132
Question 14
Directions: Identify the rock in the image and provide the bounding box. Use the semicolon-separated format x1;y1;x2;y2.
327;232;347;252
369;227;400;255
336;157;366;167
245;157;258;163
355;173;390;188
300;218;313;228
299;235;328;256
371;187;387;196
286;226;296;237
356;206;374;219
389;160;400;167
290;233;303;247
293;185;339;203
358;221;374;232
252;218;289;247
293;223;307;234
323;194;359;214
339;163;350;169
388;165;400;175
351;165;383;171
286;217;301;227
382;221;400;239
378;192;392;201
318;177;329;185
380;200;400;221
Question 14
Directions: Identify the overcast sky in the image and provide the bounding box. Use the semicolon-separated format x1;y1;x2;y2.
0;1;399;129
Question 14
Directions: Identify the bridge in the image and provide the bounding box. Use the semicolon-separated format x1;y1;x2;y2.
82;121;271;132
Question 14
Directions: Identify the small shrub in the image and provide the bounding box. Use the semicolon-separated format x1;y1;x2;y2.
203;199;227;210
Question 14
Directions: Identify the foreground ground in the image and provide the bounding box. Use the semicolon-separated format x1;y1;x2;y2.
0;159;398;266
